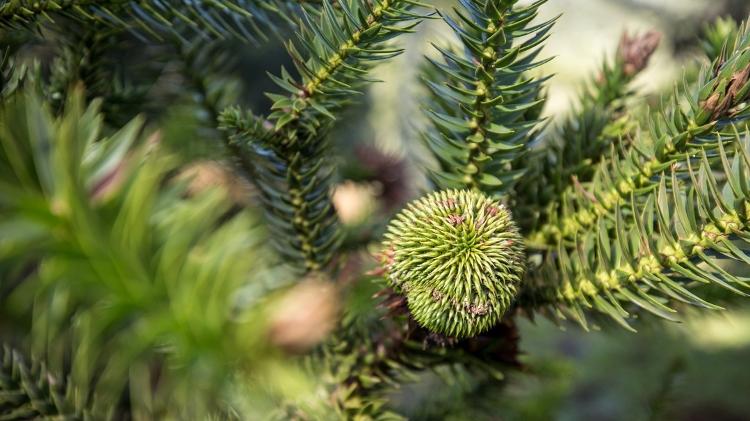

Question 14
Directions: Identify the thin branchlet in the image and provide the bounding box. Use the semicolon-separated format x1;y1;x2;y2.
520;23;750;329
421;0;554;197
243;0;425;272
516;31;660;233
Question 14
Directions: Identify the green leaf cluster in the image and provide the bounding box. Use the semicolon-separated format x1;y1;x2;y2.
1;345;90;419
221;0;426;272
516;31;660;231
421;0;553;196
0;89;309;418
525;22;750;329
0;0;293;42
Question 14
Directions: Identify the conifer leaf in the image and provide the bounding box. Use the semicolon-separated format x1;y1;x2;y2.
420;0;554;197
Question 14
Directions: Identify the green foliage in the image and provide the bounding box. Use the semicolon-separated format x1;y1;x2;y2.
381;190;524;338
516;31;660;231
0;89;311;418
525;22;750;330
45;23;153;127
0;345;88;420
4;0;750;417
701;17;740;62
421;0;554;197
267;0;425;132
179;40;255;171
221;0;426;271
0;47;27;99
0;0;292;42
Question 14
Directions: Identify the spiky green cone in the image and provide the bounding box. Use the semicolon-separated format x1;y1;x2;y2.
381;190;525;338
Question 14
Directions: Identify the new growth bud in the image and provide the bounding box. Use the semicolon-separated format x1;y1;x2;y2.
618;30;661;77
381;190;525;339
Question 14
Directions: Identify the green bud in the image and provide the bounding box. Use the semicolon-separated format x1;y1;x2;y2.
381;189;525;339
